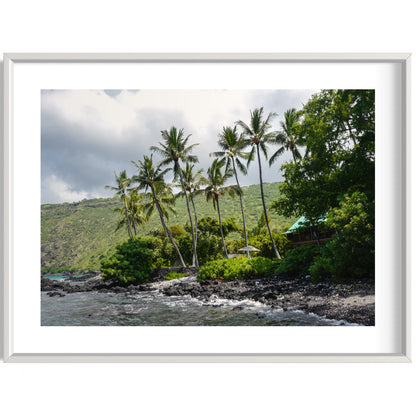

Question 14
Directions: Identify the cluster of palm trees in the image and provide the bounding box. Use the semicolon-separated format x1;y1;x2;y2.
106;106;305;267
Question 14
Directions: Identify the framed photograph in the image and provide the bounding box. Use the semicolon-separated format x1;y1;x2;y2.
3;53;411;362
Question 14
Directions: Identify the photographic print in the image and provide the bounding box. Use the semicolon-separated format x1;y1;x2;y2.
40;89;375;327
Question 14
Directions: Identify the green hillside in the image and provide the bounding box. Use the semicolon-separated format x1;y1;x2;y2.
41;182;296;272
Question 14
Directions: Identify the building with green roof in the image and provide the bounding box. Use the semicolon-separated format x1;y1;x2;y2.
284;216;334;245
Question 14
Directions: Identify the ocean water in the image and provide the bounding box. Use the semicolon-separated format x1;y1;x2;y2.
43;274;83;281
41;282;350;326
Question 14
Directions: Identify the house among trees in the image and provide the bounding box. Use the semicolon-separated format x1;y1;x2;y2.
284;216;335;246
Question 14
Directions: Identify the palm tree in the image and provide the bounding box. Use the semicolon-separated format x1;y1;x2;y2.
211;126;252;257
269;108;305;165
204;159;240;258
236;108;281;259
114;191;148;235
131;155;186;267
105;170;133;237
176;162;208;253
150;127;199;267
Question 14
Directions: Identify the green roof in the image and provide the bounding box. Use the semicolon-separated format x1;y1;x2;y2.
284;216;327;234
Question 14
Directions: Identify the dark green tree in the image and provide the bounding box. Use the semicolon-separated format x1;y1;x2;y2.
310;192;374;280
272;89;375;279
100;236;155;285
272;90;374;223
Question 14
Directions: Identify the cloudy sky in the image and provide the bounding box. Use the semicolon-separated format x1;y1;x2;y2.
41;89;315;204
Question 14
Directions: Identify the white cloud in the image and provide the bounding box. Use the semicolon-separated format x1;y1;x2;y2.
42;174;100;204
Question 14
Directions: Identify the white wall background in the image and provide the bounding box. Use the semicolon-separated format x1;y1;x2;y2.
1;1;414;414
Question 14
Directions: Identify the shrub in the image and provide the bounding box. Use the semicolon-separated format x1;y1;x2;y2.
308;255;333;282
227;233;290;259
177;233;224;266
275;244;320;278
100;236;157;285
197;257;279;281
165;271;187;281
309;192;374;281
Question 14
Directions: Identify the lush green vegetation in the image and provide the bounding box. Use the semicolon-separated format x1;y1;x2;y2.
309;191;375;280
41;197;126;273
228;233;289;260
272;90;375;280
43;89;375;283
41;183;294;273
100;237;156;285
275;244;320;278
165;271;187;281
197;257;280;282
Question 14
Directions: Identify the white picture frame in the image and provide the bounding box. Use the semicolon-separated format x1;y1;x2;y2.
2;53;411;362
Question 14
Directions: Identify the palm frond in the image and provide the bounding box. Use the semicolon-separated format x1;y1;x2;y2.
235;157;248;175
269;146;285;166
235;120;253;136
259;141;269;159
246;146;256;167
293;148;302;161
274;131;287;144
210;151;226;158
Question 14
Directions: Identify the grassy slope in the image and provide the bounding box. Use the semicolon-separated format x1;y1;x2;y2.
41;182;296;272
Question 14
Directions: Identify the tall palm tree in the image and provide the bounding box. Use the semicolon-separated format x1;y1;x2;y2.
131;155;186;267
236;108;281;259
105;170;133;237
150;127;199;267
269;108;305;165
176;162;208;252
211;126;252;257
204;159;240;258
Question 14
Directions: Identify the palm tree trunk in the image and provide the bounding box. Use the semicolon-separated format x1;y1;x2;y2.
190;194;199;258
177;162;198;267
231;157;250;258
256;144;281;259
291;151;297;163
130;207;137;236
123;202;132;238
150;186;186;267
216;198;228;258
312;224;321;246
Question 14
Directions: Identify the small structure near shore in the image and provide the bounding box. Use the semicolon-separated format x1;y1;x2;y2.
238;245;260;259
284;216;335;245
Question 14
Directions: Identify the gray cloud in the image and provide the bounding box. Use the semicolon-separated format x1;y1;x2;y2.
41;89;315;204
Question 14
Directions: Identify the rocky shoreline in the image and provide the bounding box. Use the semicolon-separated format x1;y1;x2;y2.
41;274;375;326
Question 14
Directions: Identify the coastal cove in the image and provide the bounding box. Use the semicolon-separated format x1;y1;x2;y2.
40;89;376;329
41;273;374;326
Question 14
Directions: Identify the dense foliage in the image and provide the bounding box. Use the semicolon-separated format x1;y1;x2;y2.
275;244;320;278
197;257;280;281
272;90;375;280
165;271;187;280
309;192;375;280
100;236;157;285
41;197;127;273
43;89;375;282
228;233;289;259
41;184;294;273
